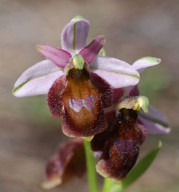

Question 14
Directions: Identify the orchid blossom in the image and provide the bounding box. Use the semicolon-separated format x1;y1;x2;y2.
13;16;170;192
126;56;170;135
91;97;148;180
89;57;171;180
13;16;140;138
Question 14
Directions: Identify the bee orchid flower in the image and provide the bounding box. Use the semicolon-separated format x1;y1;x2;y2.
110;56;170;135
89;57;170;180
89;56;171;180
13;16;140;138
12;16;170;191
128;57;171;135
91;96;148;180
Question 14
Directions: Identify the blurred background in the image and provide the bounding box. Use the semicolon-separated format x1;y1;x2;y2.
0;0;179;191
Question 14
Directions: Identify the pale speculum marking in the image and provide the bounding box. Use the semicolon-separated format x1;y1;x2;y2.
69;95;96;113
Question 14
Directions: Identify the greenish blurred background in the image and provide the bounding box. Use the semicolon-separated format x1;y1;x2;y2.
0;0;178;191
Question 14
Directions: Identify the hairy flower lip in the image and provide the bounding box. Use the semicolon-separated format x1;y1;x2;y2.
92;108;145;180
42;139;85;190
96;140;140;180
48;67;108;137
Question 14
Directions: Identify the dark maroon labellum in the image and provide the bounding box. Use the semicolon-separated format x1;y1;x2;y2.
43;139;85;189
92;108;146;180
48;67;107;137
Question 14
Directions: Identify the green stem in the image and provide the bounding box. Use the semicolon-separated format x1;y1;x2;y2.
83;139;99;192
103;178;115;192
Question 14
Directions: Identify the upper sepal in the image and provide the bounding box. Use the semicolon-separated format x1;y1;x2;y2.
61;16;89;54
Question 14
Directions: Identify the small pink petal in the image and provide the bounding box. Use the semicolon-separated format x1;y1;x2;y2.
61;18;89;54
139;105;171;134
13;60;64;97
37;44;71;68
91;56;140;89
79;35;106;64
